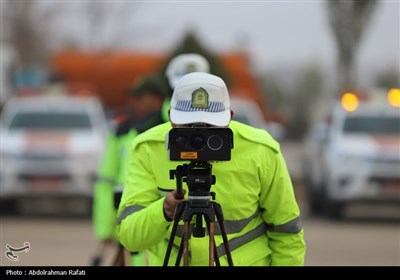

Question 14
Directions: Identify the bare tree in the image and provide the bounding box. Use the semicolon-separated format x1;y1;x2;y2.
76;1;142;51
1;0;59;68
327;0;378;94
1;0;142;69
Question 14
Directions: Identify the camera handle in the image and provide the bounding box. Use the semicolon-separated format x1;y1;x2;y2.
169;165;185;199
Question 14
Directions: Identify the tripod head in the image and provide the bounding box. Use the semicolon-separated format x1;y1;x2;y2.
170;161;217;238
170;161;216;201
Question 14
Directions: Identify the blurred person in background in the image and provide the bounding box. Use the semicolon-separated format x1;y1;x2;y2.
165;53;210;92
92;74;169;266
116;72;305;266
159;52;210;123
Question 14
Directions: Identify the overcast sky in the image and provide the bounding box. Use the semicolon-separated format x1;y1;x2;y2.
41;0;400;88
123;1;399;76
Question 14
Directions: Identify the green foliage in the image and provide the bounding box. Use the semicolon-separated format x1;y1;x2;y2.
157;31;231;86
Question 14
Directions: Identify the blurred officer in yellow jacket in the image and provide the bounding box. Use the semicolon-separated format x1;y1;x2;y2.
92;74;169;265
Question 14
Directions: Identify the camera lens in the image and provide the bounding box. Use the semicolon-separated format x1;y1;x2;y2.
190;135;205;150
174;135;187;149
207;135;223;150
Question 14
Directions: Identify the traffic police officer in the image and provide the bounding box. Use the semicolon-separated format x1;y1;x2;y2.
116;72;306;266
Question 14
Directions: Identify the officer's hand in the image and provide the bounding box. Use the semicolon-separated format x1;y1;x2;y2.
163;190;186;221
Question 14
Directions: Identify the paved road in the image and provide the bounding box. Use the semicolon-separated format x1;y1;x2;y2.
1;213;399;266
1;141;398;266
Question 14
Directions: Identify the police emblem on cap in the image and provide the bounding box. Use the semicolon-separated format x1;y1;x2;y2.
191;88;208;109
186;63;196;73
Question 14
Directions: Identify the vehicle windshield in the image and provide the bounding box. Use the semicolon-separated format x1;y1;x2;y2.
9;112;92;130
343;116;400;135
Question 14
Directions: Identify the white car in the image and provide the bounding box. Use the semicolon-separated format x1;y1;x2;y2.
230;97;285;140
303;90;400;218
0;95;109;214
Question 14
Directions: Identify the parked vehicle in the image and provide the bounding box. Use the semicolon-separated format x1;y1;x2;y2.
0;94;109;214
302;88;400;218
230;97;285;140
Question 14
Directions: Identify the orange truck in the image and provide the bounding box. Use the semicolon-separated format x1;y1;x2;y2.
51;51;270;122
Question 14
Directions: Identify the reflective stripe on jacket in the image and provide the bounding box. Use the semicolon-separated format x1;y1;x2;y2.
116;121;306;266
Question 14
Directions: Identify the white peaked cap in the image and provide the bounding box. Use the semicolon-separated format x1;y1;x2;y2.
166;53;210;89
170;72;231;127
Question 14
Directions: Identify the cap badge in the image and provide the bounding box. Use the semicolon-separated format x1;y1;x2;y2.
191;87;208;109
186;63;197;72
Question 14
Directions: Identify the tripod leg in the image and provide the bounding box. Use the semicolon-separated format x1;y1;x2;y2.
219;222;233;266
175;235;184;266
123;249;132;266
208;221;215;266
163;202;186;266
113;244;125;266
213;242;220;266
90;241;107;266
183;220;190;266
205;217;220;266
214;203;234;266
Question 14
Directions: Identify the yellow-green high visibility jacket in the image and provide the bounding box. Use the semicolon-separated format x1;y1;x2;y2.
93;124;142;265
92;131;124;240
93;99;170;241
116;121;306;266
93;99;170;265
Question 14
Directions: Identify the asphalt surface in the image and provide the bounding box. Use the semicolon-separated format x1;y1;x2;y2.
1;205;399;266
1;141;399;267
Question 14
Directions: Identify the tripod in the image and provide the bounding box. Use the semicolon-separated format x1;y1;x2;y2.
163;162;234;266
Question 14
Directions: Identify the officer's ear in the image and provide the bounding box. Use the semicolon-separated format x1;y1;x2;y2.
230;110;234;120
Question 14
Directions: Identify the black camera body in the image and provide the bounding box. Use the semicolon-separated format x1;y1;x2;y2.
167;127;233;162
